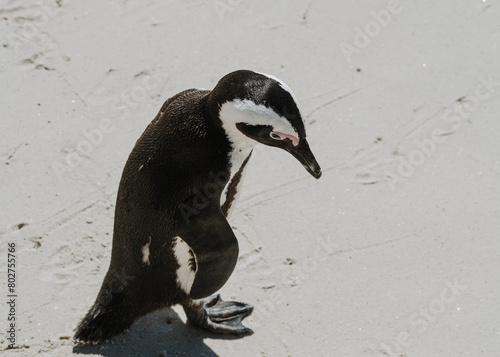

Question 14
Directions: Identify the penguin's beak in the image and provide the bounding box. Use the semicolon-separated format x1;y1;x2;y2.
287;139;322;179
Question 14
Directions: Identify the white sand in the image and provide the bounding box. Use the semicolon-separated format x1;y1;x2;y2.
1;1;500;356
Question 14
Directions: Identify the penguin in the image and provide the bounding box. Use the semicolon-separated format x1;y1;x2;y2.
74;69;322;343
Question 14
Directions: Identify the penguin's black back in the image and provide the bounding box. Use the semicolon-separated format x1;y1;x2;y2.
75;89;234;342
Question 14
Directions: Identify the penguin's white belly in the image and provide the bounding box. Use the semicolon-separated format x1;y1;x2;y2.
172;236;197;294
221;148;253;218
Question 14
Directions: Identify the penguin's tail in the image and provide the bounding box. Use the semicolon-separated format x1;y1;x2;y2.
74;285;135;343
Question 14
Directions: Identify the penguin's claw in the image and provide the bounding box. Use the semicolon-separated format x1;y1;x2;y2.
184;294;254;335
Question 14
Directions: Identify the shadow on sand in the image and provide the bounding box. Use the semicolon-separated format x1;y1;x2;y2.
73;308;248;357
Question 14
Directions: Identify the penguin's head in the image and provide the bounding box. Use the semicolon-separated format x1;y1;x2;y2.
211;70;322;179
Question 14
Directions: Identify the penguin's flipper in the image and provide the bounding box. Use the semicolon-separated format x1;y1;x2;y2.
183;294;254;335
176;202;240;299
176;195;254;334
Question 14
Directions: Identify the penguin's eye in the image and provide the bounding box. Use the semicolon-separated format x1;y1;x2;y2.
269;131;300;146
270;132;284;140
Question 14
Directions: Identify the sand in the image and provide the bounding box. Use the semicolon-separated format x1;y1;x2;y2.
1;0;500;356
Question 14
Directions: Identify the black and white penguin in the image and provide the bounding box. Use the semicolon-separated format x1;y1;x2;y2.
74;69;321;343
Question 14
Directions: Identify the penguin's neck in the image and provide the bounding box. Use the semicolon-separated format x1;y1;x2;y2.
219;127;254;218
222;120;255;178
217;101;257;154
216;102;256;215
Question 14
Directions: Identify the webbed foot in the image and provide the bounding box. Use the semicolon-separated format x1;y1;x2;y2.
183;294;253;335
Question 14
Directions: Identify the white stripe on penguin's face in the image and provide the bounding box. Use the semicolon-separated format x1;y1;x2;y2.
255;72;304;122
219;99;298;148
173;236;197;294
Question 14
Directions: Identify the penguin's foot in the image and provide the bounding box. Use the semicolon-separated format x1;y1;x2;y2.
183;294;254;335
